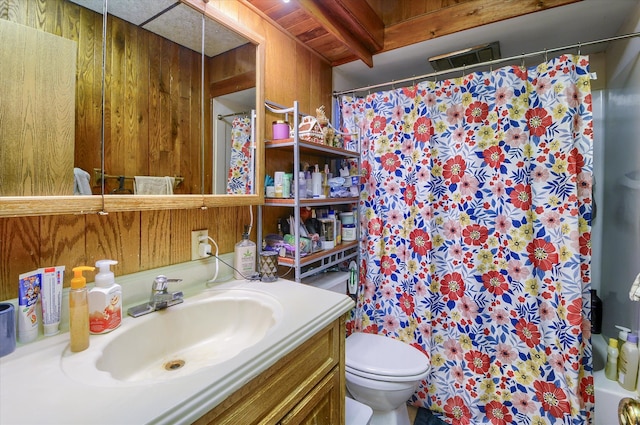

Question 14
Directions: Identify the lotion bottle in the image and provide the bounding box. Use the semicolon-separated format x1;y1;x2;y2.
234;226;256;280
618;332;639;391
605;337;619;381
88;260;122;334
69;266;94;353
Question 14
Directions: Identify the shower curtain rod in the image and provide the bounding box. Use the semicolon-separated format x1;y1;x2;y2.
333;31;640;96
217;111;250;120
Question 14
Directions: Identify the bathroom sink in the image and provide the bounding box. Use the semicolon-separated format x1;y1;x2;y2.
62;289;283;385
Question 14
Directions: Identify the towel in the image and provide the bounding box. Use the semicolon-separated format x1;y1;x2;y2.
134;176;174;195
73;167;92;195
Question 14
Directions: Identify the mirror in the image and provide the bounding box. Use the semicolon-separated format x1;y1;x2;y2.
100;0;258;196
0;0;263;217
0;0;104;215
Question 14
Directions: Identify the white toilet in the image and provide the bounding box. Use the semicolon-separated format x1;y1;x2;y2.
345;332;430;425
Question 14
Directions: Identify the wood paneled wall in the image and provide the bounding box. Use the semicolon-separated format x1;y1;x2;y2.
0;0;332;300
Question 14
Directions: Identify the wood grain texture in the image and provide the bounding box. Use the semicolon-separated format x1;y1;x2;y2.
0;0;333;300
194;318;342;424
0;18;76;196
382;0;582;52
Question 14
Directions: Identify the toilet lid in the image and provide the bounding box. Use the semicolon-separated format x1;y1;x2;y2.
346;332;430;378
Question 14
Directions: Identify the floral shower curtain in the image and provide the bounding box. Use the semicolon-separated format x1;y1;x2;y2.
226;116;253;194
340;55;594;424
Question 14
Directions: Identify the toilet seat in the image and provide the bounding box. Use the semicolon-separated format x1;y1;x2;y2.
346;333;430;381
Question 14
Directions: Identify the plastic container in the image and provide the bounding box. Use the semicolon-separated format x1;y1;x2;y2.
88;260;122;334
234;227;256;280
69;266;94;353
618;332;639;391
605;338;619;381
617;325;631;356
272;121;289;140
591;289;602;334
342;223;356;241
339;211;355;225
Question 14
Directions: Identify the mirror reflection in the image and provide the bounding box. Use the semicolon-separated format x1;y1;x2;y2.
0;0;257;199
100;0;257;196
0;0;103;197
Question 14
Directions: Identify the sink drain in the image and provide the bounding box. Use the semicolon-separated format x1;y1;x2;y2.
164;359;185;371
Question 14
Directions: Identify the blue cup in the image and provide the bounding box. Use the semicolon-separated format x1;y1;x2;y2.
0;303;16;357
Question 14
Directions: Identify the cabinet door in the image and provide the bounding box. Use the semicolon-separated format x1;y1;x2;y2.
279;367;342;425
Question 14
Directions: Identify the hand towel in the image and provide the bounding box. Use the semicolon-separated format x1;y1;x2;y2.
134;176;175;195
73;167;92;195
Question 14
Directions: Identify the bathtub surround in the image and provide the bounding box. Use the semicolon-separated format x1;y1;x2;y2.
341;55;594;423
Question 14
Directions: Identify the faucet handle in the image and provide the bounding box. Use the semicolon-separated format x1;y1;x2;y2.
152;275;182;292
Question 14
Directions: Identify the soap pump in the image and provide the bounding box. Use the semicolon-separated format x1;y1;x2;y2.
88;260;122;334
234;226;256;280
69;266;94;353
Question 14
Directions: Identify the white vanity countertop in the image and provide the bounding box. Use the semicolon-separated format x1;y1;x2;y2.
0;266;354;425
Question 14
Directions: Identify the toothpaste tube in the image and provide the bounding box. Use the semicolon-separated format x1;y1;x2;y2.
40;266;65;336
18;270;41;343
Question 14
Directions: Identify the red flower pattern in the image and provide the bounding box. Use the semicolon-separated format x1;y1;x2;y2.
443;155;466;183
526;107;553;137
340;54;593;424
527;238;559;271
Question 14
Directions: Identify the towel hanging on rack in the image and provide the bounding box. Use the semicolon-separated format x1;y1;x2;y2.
73;168;92;195
134;176;175;195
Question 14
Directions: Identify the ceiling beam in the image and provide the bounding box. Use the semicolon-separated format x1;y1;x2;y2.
297;0;375;67
320;0;384;52
382;0;582;53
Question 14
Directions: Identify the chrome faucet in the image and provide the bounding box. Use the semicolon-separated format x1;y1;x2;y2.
127;275;184;318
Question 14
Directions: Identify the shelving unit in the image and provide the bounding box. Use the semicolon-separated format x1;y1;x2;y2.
258;100;360;282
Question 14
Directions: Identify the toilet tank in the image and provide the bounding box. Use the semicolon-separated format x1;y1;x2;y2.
300;271;349;294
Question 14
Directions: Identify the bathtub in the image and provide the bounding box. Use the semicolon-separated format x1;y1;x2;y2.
593;333;639;425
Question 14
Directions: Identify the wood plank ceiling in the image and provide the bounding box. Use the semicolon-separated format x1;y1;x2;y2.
240;0;582;68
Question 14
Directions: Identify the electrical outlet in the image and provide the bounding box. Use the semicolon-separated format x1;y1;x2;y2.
191;230;208;260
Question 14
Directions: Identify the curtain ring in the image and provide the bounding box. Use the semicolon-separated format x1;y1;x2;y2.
544;48;548;62
578;42;582;55
521;53;525;67
461;64;466;78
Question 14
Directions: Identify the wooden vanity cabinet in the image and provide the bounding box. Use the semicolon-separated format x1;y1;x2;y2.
194;314;347;425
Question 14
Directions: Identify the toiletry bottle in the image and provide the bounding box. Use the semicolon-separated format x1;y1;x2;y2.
605;338;619;381
618;333;639;391
617;325;631;368
69;266;94;353
88;260;122;334
591;289;602;334
305;170;312;198
234;226;256;280
322;164;330;197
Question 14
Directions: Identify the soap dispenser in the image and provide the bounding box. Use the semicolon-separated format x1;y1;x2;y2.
234;226;256;280
69;266;94;353
88;260;122;334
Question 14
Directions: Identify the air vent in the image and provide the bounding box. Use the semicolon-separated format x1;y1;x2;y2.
428;41;501;71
